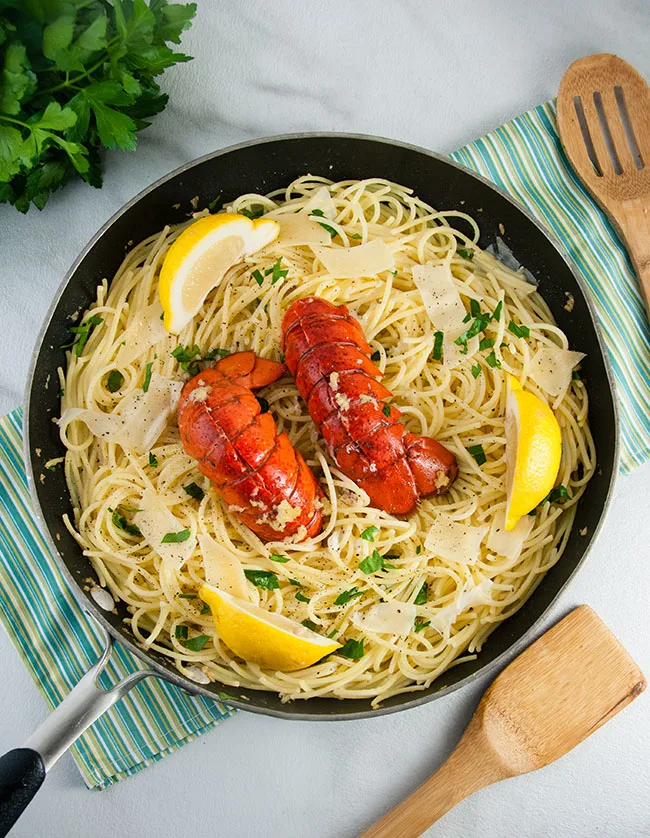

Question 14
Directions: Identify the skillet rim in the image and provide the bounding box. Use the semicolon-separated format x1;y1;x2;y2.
23;130;620;720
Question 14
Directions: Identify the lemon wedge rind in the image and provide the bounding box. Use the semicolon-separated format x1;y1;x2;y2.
199;584;340;672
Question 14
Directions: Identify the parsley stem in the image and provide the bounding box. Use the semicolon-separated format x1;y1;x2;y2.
41;40;119;94
0;115;29;128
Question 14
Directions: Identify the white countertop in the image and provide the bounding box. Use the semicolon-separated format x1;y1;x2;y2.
1;2;649;836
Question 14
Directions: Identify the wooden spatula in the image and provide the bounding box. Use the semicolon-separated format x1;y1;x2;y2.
360;606;645;838
557;54;650;317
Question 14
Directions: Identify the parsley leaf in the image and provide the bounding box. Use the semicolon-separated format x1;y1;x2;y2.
171;344;217;376
240;206;264;220
492;300;503;321
508;320;530;339
471;363;482;379
252;269;264;287
265;257;288;285
184;634;210;652
301;619;318;632
62;315;103;356
161;529;190;543
359;549;388;574
414;617;431;633
382;403;391;418
295;591;310;603
183;482;204;501
454;312;491;346
547;485;571;503
148;452;158;467
432;330;444;361
414;582;428;605
142;361;153;392
337;639;365;659
371;350;381;362
479;337;495;351
309;208;338;238
208;193;223;212
244;569;279;590
360;525;378;542
111;507;141;536
106;370;124;392
470;298;481;318
269;554;289;563
175;624;188;640
468;444;486;466
457;247;473;259
485;350;501;368
335;587;364;606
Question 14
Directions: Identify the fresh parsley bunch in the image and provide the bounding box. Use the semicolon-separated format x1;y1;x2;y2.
0;0;197;212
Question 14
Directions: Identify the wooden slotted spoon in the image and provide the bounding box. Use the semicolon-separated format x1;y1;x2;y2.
360;606;645;838
557;53;650;316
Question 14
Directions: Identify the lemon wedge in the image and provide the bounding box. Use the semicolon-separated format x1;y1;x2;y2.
200;584;340;671
505;374;562;530
159;213;279;333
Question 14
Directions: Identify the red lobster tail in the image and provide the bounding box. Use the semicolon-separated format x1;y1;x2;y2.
281;297;457;514
177;352;323;542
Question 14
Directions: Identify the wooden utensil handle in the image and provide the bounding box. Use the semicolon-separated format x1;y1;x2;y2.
360;720;507;838
614;197;650;315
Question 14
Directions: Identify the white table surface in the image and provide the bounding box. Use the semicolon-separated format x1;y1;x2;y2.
1;2;649;836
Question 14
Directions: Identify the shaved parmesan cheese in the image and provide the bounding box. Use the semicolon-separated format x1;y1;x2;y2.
274;212;331;247
198;534;248;600
352;601;416;636
303;185;337;219
424;515;489;565
313;240;394;278
429;578;494;636
115;301;167;367
59;375;181;454
529;347;586;397
413;264;467;335
134;490;195;582
487;509;534;561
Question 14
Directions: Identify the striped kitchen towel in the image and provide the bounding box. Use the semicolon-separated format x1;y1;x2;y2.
452;100;650;473
0;100;648;793
0;409;234;789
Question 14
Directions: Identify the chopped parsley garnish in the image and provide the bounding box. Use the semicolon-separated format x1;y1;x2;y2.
106;370;124;393
240;206;264;220
256;396;269;413
335;587;364;606
485;350;501;368
359;549;395;574
350;232;362;239
457;248;473;259
572;371;581;380
468;444;487;466
547;485;571;503
252;269;264;287
371;350;381;362
142;362;153;392
62;315;103;356
175;625;188;640
289;578;303;587
203;348;230;360
184;635;210;652
183;482;205;501
470;298;481;318
201;602;210;614
177;593;197;599
414;582;428;605
171;344;202;375
301;619;318;632
463;311;472;323
244;569;279;590
479;337;495;351
148;452;158;468
471;363;482;379
382;403;391;418
508;320;530;339
265;258;289;285
454;312;491;346
111;508;141;537
492;300;503;321
416;545;422;555
337;638;365;659
310;208;338;239
432;330;444;361
161;529;191;543
269;554;289;563
208;194;223;212
295;591;310;603
360;525;379;542
58;388;65;398
414;617;431;633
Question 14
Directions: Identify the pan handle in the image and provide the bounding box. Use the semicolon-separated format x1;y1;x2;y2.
0;621;164;837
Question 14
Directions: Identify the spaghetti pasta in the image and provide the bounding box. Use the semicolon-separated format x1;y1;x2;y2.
58;176;594;706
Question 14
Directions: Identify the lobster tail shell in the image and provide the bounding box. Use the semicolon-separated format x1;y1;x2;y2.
177;351;322;542
281;297;458;514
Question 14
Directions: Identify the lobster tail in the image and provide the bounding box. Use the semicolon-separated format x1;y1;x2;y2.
281;298;457;515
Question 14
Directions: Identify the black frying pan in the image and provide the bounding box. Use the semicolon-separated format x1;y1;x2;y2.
0;134;618;834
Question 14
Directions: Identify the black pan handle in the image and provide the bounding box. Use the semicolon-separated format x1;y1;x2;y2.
0;749;45;836
0;623;162;836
